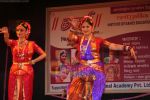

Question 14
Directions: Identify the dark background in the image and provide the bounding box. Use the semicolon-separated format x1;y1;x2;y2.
0;0;150;100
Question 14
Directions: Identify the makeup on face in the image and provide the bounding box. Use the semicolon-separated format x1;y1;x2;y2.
81;21;93;36
16;25;27;38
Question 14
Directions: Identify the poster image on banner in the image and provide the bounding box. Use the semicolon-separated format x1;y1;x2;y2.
50;49;71;84
45;0;150;95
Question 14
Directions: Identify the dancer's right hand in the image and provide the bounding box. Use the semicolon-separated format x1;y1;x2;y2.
69;17;80;30
0;27;8;34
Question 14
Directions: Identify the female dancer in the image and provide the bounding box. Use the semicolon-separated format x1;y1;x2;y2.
0;21;46;100
67;16;137;100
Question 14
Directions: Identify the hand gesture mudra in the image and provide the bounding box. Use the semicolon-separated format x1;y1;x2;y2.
69;17;80;30
0;27;9;34
129;47;137;62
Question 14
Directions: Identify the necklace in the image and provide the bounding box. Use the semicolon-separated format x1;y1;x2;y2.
80;34;92;56
17;40;28;59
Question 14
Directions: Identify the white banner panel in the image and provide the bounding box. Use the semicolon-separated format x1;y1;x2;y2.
45;0;150;95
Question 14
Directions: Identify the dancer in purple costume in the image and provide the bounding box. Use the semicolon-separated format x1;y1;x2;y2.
67;16;137;100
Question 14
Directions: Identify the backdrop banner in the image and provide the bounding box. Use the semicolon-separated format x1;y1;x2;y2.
45;0;150;95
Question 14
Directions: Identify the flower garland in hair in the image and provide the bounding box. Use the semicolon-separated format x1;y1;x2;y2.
20;21;31;34
80;15;94;27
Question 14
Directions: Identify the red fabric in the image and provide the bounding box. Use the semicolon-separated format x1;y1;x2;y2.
8;40;44;100
76;36;104;56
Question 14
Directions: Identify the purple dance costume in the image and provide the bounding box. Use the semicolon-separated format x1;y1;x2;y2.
67;35;106;100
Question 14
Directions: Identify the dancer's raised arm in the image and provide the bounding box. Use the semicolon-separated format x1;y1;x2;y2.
0;27;10;45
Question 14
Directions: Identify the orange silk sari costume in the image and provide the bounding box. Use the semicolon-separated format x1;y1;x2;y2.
8;40;45;100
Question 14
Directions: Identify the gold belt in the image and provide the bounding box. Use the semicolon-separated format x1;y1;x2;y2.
79;59;103;72
12;62;30;75
13;62;30;67
80;59;100;65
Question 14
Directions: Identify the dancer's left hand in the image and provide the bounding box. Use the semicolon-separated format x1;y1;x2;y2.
130;47;137;62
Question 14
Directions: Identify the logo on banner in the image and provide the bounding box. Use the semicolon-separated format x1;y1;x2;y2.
52;17;59;31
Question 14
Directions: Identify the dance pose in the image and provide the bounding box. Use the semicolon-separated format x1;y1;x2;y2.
0;21;46;100
67;16;137;100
